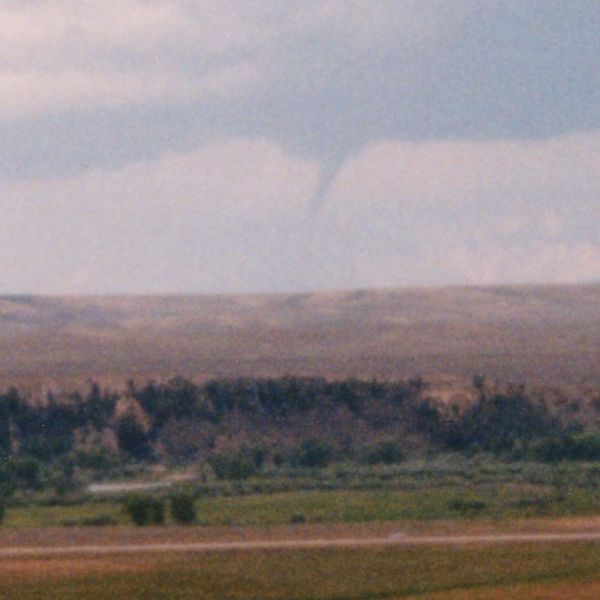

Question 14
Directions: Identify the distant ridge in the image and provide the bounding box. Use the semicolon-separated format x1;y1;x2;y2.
0;284;598;390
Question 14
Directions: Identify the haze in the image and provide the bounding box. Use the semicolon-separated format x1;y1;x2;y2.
1;1;598;294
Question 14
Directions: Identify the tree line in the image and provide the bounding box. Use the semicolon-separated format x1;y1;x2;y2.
0;375;599;501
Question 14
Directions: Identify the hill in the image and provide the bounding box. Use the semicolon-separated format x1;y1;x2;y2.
0;284;598;391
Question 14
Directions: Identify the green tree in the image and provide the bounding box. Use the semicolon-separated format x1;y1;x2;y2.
117;414;152;460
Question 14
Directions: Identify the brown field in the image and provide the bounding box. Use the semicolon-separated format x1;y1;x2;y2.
1;519;599;599
1;515;599;547
1;283;599;392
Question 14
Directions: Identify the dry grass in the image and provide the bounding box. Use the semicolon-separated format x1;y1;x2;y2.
1;284;599;392
1;515;600;553
412;580;600;599
1;540;599;599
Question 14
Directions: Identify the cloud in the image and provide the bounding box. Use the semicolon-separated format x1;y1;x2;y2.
0;62;261;119
323;132;600;215
0;1;474;122
1;130;598;294
0;2;185;53
0;1;266;120
0;138;320;293
309;131;600;288
0;2;598;293
286;0;472;48
427;242;600;286
1;1;598;183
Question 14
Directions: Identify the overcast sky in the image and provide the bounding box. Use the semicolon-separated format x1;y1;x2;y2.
1;0;598;294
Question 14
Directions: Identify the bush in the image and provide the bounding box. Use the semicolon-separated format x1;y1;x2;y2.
448;499;486;513
209;452;256;480
530;434;600;462
13;458;42;489
446;388;559;453
61;515;118;527
170;493;196;524
0;499;4;525
294;439;333;468
125;495;165;526
76;447;119;472
362;441;404;465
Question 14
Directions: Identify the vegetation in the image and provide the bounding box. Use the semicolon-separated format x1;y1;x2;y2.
2;541;600;599
0;375;598;524
124;495;165;526
3;457;600;528
528;433;600;462
170;492;197;524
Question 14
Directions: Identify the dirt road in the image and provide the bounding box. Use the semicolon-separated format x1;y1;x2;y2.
2;531;600;558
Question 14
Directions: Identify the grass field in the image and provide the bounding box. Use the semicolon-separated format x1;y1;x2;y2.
1;540;599;599
6;459;600;528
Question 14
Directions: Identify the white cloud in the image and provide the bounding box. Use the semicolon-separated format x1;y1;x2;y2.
322;132;600;219
0;1;267;120
308;131;600;288
0;131;598;294
0;62;261;118
0;138;320;293
0;2;185;49
435;242;600;285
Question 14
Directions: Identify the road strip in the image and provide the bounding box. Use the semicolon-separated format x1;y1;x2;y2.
1;532;600;558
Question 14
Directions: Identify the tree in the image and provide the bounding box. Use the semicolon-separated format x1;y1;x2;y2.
117;414;152;460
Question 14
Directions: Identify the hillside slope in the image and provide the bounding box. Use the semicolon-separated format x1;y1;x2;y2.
0;284;598;389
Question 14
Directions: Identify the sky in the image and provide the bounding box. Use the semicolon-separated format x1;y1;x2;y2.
1;0;598;294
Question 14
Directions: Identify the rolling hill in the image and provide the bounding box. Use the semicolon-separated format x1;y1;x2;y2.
0;284;598;391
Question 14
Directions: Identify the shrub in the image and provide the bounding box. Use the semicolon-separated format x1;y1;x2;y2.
448;499;486;513
294;439;333;468
81;515;119;527
125;495;165;526
76;447;119;472
209;452;256;480
13;458;41;489
170;493;196;524
362;441;404;465
530;434;600;462
446;388;559;453
249;445;267;469
61;515;118;527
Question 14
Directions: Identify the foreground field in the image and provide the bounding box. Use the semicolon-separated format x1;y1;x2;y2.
1;537;599;599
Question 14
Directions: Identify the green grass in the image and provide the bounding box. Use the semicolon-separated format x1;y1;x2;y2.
5;458;600;527
2;541;600;599
4;501;128;528
5;484;600;528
